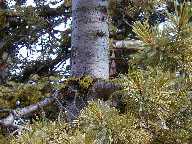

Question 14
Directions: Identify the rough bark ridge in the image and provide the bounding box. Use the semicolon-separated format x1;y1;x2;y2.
71;0;109;79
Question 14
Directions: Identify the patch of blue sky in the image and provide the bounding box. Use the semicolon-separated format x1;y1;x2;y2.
13;0;71;76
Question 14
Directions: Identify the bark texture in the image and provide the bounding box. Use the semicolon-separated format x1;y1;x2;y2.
0;42;9;85
71;0;109;79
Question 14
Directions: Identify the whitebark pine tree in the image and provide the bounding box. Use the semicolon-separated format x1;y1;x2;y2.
0;0;122;127
71;0;109;79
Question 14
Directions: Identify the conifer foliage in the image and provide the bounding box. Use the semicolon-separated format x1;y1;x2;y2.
1;0;192;144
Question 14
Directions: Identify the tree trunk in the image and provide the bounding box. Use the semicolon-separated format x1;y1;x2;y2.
71;0;109;79
0;42;8;85
0;0;116;126
0;1;8;85
0;63;8;84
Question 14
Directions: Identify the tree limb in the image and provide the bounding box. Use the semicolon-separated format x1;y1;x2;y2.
38;4;71;18
88;79;123;101
21;52;70;82
0;90;59;128
112;39;143;49
0;79;123;128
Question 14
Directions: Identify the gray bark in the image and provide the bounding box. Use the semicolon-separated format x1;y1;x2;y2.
0;65;8;84
0;91;58;128
112;40;143;49
71;0;109;79
0;41;9;85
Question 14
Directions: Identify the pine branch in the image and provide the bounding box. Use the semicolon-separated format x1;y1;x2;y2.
0;80;123;128
0;90;59;128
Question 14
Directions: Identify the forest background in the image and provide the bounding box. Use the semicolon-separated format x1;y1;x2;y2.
0;0;192;143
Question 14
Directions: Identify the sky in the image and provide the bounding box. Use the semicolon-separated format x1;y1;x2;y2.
19;0;68;60
13;0;71;75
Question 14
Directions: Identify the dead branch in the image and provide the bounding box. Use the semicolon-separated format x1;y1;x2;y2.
0;91;59;128
112;39;143;49
0;79;123;128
